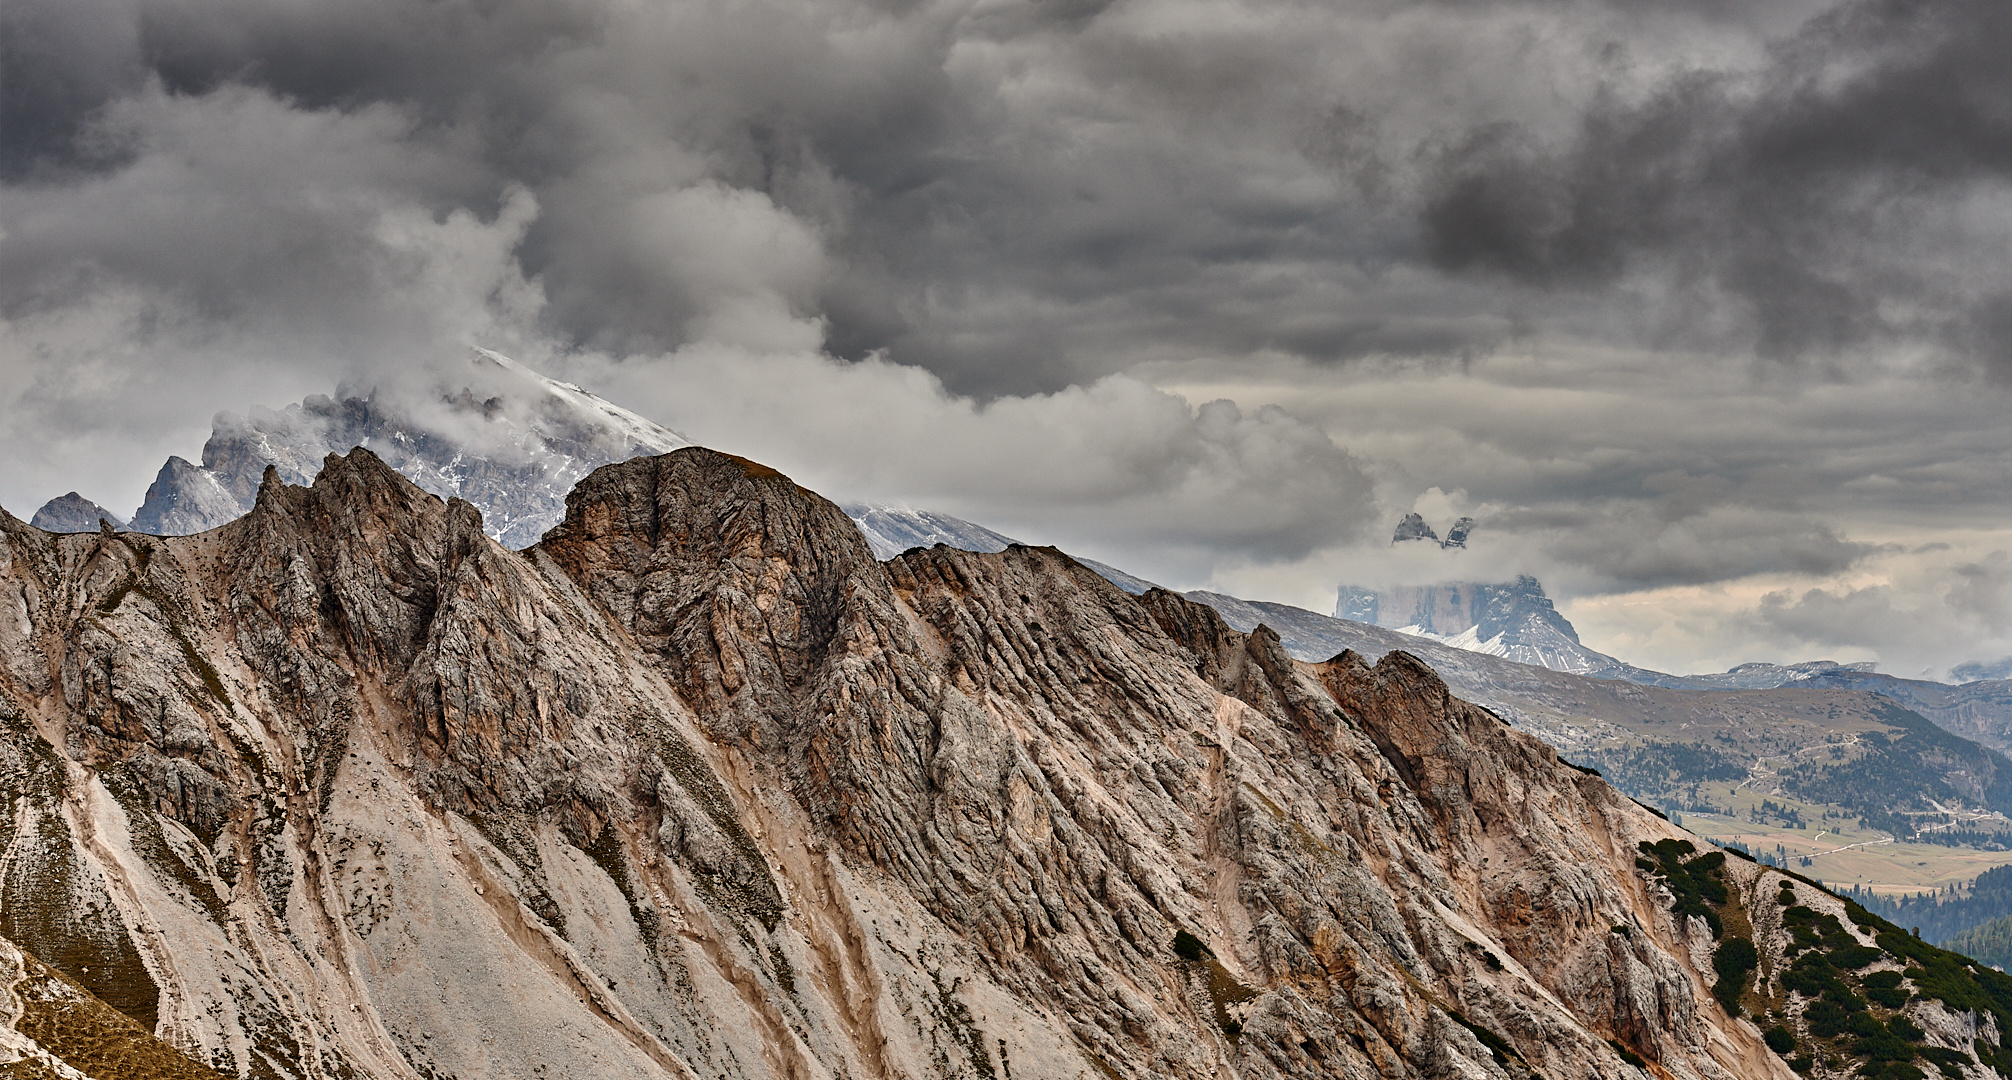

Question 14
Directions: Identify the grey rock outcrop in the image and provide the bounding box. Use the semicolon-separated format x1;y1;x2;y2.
127;456;243;536
0;447;1819;1079
1389;512;1470;549
1442;516;1476;549
28;492;126;533
1391;512;1439;544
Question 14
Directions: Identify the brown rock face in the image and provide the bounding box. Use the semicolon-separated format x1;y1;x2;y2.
0;447;1802;1079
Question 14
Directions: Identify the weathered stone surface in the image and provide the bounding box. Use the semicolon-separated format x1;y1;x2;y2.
0;446;1833;1079
128;457;243;537
29;493;126;534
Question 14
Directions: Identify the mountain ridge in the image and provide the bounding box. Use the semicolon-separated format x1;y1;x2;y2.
0;444;1808;1079
27;492;127;533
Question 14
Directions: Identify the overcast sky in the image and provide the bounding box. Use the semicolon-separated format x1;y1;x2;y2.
3;0;2010;677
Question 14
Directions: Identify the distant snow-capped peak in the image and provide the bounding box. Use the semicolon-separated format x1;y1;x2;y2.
840;504;1019;560
92;347;690;548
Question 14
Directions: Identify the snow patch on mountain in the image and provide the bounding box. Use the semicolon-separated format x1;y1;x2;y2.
1387;616;1624;676
1341;565;1629;677
1076;558;1160;595
840;504;1018;560
123;347;689;547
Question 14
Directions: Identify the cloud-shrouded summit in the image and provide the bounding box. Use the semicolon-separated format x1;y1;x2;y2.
4;0;2012;677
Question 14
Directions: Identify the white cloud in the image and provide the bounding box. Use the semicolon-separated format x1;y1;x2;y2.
560;343;1376;579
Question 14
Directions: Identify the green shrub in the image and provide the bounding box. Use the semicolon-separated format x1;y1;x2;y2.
1864;969;1911;1008
1918;1045;1972;1080
1806;999;1857;1038
1831;945;1883;969
1636;840;1728;939
1713;937;1759;1014
1868;984;1911;1008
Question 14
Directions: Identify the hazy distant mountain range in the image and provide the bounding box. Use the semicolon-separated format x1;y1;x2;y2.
1328;517;2012;754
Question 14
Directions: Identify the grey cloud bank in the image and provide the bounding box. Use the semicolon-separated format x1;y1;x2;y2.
2;0;2010;676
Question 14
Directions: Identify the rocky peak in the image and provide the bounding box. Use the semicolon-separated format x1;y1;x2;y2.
230;447;485;669
1442;515;1476;548
128;456;242;536
1472;574;1581;645
1391;511;1439;544
28;492;126;533
541;448;891;754
1331;574;1620;676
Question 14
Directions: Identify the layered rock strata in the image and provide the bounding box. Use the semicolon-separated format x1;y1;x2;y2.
0;446;1835;1078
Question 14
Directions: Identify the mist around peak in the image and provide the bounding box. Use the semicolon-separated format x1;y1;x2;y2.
106;348;689;548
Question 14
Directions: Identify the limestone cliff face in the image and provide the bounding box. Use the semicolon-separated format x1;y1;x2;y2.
0;447;1817;1079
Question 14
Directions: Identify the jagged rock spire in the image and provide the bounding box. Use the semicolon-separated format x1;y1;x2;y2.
1391;511;1439;544
1442;515;1476;548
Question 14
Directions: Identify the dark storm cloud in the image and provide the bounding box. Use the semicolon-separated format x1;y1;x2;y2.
12;0;2003;394
0;0;1539;395
1421;0;2012;367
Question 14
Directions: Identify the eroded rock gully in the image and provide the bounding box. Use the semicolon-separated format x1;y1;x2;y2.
0;446;1793;1078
